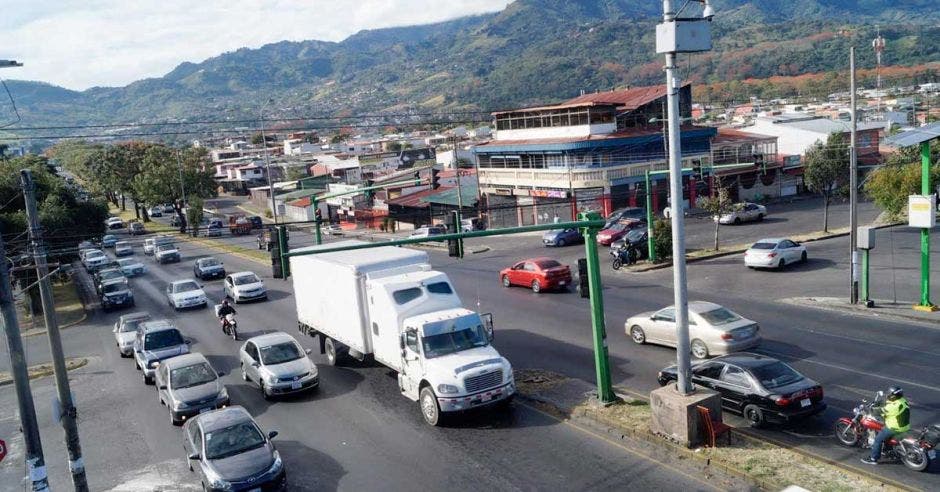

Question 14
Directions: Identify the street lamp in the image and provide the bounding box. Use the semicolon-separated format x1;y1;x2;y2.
259;98;278;225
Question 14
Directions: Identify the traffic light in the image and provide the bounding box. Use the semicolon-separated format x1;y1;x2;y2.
447;211;463;258
314;208;322;224
271;237;283;279
271;225;290;278
577;258;589;298
431;167;441;190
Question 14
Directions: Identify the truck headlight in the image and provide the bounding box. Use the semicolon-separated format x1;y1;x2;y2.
149;361;160;368
175;400;190;410
437;384;460;394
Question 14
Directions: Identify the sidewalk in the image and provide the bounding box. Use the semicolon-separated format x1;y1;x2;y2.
782;297;940;327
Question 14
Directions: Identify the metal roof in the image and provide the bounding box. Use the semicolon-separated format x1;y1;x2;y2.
885;122;940;147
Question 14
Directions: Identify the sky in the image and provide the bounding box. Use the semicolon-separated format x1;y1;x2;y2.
1;0;512;91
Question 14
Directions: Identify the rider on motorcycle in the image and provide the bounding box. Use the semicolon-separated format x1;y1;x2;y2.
218;299;237;331
862;386;910;465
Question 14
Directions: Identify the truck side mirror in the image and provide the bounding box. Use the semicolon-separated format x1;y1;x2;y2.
399;334;406;350
481;313;494;342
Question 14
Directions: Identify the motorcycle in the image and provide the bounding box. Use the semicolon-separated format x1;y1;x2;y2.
221;313;238;341
833;390;940;471
610;243;639;270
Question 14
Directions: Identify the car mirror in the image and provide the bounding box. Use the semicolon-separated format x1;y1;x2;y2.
158;384;167;390
268;430;279;440
187;452;200;461
481;313;494;342
305;348;312;355
216;371;226;377
184;340;192;345
399;335;405;350
251;362;260;368
112;324;119;333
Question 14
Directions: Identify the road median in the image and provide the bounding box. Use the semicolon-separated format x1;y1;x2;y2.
0;357;88;387
514;369;912;492
17;278;88;338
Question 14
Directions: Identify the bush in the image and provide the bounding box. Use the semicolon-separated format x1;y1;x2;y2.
652;219;672;262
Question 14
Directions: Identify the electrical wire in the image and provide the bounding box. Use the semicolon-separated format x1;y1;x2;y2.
0;77;22;129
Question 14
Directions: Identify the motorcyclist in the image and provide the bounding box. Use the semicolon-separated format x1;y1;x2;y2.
218;299;237;332
861;386;910;465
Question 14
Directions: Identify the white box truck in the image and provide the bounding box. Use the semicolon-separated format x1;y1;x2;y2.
290;240;514;425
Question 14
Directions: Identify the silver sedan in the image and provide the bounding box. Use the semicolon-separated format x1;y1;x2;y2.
155;353;229;426
625;301;761;359
239;332;318;400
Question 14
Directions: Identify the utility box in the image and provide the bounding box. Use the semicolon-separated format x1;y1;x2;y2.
857;226;875;250
656;20;712;54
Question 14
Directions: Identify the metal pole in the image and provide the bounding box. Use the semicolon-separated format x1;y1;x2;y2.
260;101;278;225
454;137;464;227
663;0;693;396
0;229;50;492
849;47;859;305
645;170;656;263
581;213;615;403
314;197;323;245
175;150;187;207
918;141;935;309
21;170;88;491
861;248;870;304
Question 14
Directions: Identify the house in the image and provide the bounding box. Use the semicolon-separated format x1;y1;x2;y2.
474;84;716;228
709;128;782;200
740;113;882;157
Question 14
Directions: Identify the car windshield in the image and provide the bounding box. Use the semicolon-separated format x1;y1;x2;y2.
120;318;146;332
421;317;488;359
200;259;220;267
104;235;116;241
536;259;561;269
171;362;216;389
750;242;777;250
204;421;266;460
156;244;176;252
116;242;129;248
100;270;122;280
260;342;303;365
144;329;184;350
86;251;105;258
173;281;200;293
234;274;260;286
750;361;804;389
625;229;646;242
606;223;629;232
102;282;125;294
697;307;743;325
117;259;135;267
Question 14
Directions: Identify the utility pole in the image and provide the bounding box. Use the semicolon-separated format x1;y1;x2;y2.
175;150;187;206
0;229;49;491
260;99;278;225
21;170;89;491
849;47;859;304
453;136;464;227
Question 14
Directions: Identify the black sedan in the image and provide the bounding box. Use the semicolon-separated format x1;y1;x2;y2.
657;353;825;427
183;406;286;491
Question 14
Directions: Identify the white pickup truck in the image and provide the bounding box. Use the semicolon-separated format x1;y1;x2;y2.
290;241;514;425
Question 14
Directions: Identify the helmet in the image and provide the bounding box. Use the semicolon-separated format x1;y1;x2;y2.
222;299;230;306
888;386;904;399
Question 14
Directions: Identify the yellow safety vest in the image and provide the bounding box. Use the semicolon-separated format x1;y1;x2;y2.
884;397;910;432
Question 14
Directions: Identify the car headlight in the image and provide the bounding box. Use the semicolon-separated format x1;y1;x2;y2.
218;387;229;401
206;475;232;491
437;384;460;394
174;400;190;410
149;361;160;369
267;450;283;474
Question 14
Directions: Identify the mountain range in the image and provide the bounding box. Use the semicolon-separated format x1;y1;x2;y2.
3;0;939;140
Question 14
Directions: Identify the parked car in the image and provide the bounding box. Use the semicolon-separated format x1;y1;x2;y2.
719;202;767;225
499;257;572;293
323;224;344;236
94;268;127;293
224;271;267;303
155;243;181;264
609;227;649;259
248;216;264;229
114;241;133;256
128;221;146;235
409;225;447;240
116;258;147;277
163;204;176;214
134;320;190;385
657;353;826;427
99;279;135;312
605;207;647;228
148;206;163;218
166;280;208;310
194;257;225;280
182;406;286;490
542;228;583;247
113;312;151;357
596;220;642;246
461;217;486;232
106;217;124;230
156;353;230;425
625;301;761;359
239;332;318;399
744;238;807;269
101;234;119;248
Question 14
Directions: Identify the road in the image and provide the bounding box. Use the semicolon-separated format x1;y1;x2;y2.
0;237;738;491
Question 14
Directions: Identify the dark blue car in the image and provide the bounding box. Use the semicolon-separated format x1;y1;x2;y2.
542;228;583;247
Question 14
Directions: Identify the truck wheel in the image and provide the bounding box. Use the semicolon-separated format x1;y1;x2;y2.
420;386;441;426
325;337;339;366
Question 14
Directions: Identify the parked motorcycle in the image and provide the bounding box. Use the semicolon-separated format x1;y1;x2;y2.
834;391;940;471
611;243;639;270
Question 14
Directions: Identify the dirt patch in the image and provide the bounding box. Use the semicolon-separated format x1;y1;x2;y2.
513;369;568;394
17;279;87;335
0;357;88;387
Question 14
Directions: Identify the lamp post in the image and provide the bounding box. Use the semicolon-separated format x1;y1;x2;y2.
260;98;278;225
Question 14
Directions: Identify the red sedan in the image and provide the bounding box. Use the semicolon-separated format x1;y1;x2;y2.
596;220;642;246
499;257;572;293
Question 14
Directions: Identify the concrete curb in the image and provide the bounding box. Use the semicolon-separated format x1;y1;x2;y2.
781;297;940;328
0;357;88;388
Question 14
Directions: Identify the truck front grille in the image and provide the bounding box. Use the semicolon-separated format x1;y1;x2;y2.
464;369;502;393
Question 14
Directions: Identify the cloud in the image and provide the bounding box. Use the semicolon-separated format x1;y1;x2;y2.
2;0;511;90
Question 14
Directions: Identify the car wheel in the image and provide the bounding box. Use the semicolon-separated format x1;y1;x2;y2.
630;325;646;344
757;213;764;222
690;339;709;359
260;382;272;401
744;404;766;428
733;217;741;225
557;239;565;247
778;259;786;269
420;386;441;426
143;373;153;385
170;411;180;427
502;275;511;288
241;363;249;382
801;251;807;262
531;280;541;293
135;360;141;370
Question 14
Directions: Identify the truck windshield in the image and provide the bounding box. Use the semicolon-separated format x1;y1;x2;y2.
421;316;488;359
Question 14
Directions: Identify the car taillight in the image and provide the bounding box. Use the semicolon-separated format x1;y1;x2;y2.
767;252;777;258
775;396;791;406
720;333;733;340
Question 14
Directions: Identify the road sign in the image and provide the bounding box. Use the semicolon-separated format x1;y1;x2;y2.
0;438;6;462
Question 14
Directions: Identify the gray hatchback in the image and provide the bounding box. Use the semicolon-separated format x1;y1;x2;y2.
183;406;286;491
156;353;229;426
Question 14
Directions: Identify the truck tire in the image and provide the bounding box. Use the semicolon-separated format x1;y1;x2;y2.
325;337;339;366
420;386;441;426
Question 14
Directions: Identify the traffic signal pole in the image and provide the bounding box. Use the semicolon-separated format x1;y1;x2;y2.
282;218;615;402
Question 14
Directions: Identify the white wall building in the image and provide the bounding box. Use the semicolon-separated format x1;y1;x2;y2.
740;114;883;156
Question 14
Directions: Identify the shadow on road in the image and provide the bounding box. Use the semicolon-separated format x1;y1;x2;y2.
495;329;636;386
276;440;346;491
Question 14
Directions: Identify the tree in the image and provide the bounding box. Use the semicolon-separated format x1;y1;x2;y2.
803;133;850;232
698;186;733;251
652;218;672;262
286;165;309;181
864;143;940;219
251;133;265;145
132;146;217;234
186;197;204;237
